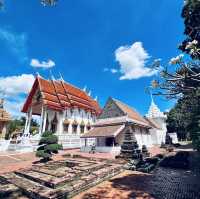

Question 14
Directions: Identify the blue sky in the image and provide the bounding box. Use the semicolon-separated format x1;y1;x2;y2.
0;0;184;117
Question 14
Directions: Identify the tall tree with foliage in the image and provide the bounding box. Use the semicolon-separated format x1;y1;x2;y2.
151;0;200;150
179;0;200;59
36;131;62;162
167;90;200;140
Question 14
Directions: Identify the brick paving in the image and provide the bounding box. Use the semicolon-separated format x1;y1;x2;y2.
74;151;200;199
1;147;200;199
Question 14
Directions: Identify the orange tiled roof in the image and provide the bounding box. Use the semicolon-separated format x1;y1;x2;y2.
81;124;124;138
112;98;150;127
22;76;101;115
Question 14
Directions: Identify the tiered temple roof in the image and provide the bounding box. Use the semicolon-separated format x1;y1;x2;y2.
22;76;101;115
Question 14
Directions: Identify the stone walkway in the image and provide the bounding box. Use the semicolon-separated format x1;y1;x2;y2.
1;147;199;199
73;151;200;199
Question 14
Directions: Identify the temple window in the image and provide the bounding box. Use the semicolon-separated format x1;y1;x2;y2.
80;125;85;134
72;124;77;134
63;123;69;133
51;112;58;133
80;120;85;134
72;120;78;134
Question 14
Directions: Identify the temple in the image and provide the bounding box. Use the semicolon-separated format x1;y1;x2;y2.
0;99;11;139
19;75;167;153
81;97;167;154
21;75;101;148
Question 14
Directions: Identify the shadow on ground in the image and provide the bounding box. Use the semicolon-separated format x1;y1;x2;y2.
81;173;154;199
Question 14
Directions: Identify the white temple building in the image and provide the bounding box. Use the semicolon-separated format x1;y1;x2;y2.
81;97;167;154
21;75;101;149
5;74;167;153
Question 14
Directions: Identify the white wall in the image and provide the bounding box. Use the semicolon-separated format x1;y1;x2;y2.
45;108;96;149
149;117;167;145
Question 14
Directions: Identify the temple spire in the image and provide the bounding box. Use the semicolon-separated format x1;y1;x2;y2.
146;95;165;118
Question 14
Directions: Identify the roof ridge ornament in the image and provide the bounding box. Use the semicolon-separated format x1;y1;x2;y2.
50;70;56;81
59;72;65;82
83;86;87;92
94;96;98;101
88;90;91;96
36;72;43;78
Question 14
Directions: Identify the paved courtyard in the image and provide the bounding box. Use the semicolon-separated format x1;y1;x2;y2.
0;146;200;199
0;147;165;174
74;152;200;199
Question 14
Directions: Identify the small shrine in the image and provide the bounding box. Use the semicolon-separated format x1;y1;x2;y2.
0;99;11;139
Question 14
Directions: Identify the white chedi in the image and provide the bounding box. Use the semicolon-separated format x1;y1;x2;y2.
146;97;166;119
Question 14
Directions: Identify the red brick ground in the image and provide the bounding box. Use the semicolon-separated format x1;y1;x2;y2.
0;146;164;174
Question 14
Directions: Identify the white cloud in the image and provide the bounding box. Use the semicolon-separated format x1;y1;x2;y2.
0;27;27;61
115;42;158;80
30;59;55;68
4;99;24;118
0;74;34;97
0;74;35;117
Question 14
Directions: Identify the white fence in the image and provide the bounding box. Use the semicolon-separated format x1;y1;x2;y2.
57;134;82;149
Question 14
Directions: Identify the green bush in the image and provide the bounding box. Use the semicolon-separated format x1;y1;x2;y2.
36;131;62;162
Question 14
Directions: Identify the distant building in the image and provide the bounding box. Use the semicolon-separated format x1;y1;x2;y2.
21;75;101;148
0;99;11;139
145;96;167;145
81;97;167;154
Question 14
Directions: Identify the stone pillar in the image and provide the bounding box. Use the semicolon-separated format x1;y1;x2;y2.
42;108;47;133
26;107;32;135
24;113;29;133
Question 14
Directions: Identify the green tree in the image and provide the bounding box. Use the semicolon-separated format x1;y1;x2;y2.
6;117;39;139
179;0;200;59
166;90;200;141
36;131;62;162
